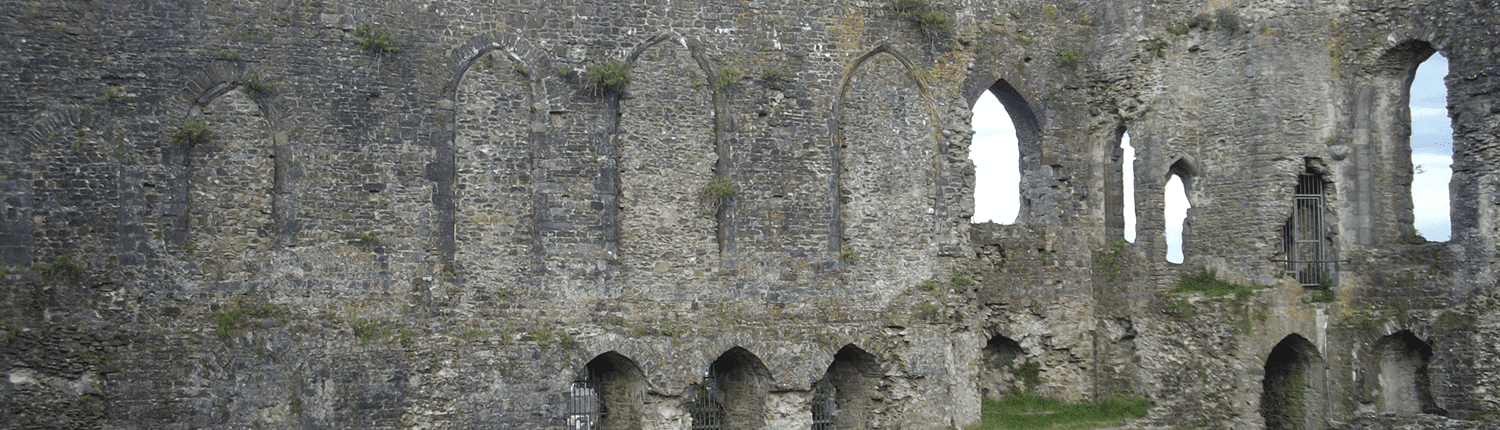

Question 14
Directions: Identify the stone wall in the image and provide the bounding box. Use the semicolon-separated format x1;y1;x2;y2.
0;0;1497;429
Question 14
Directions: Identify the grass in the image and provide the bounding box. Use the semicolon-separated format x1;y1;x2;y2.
968;392;1153;430
1174;268;1260;301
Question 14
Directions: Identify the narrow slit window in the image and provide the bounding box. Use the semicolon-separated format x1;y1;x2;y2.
1122;132;1137;243
1283;173;1328;286
1165;174;1188;263
1410;53;1451;242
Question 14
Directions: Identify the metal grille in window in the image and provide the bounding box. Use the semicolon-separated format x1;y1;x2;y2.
1283;174;1330;287
688;374;724;430
567;368;600;430
810;376;836;430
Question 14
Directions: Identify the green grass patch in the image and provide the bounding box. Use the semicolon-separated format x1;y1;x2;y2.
969;392;1154;430
1174;268;1260;301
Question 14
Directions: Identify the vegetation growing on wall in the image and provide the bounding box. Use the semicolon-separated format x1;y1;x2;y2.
169;119;213;147
888;0;952;39
240;72;275;101
582;60;631;96
968;392;1154;430
354;24;400;55
33;256;84;280
212;300;288;337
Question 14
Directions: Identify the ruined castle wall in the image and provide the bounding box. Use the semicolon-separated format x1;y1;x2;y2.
1;0;1498;429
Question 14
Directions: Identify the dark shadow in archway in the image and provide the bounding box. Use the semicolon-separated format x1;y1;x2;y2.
812;345;882;429
978;334;1027;400
570;351;647;430
1261;334;1327;430
691;347;771;430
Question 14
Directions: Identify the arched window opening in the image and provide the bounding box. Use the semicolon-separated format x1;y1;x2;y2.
1283;171;1330;287
1261;334;1327;430
969;80;1041;225
1409;53;1451;242
971;90;1019;224
569;352;646;430
692;348;770;430
814;345;881;429
978;335;1029;399
1371;331;1439;416
1164;174;1189;264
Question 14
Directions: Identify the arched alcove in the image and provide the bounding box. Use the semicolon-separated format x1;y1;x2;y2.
1352;40;1453;246
836;49;935;265
691;347;772;430
189;88;275;279
978;334;1028;399
1261;334;1327;430
813;345;881;429
568;351;647;430
617;36;719;275
1372;331;1437;416
453;49;533;285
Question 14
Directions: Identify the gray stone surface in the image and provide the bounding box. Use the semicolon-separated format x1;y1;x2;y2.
0;0;1497;429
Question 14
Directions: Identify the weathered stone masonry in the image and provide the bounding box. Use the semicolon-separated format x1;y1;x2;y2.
1;0;1498;429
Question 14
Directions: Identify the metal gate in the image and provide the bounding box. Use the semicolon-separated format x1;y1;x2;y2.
810;377;836;430
687;374;724;430
1283;174;1329;287
567;368;600;430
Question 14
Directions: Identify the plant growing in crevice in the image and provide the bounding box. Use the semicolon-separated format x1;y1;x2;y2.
759;67;789;82
1306;288;1335;303
354;24;399;55
839;247;859;263
716;67;742;89
1041;4;1059;21
1144;37;1170;58
217;49;243;61
33;256;84;280
888;0;952;39
582;61;630;96
1188;13;1215;31
213;300;289;337
1214;8;1242;32
169;118;213;147
1056;50;1082;68
698;176;737;213
912;302;941;320
1166;23;1189;35
240;72;275;101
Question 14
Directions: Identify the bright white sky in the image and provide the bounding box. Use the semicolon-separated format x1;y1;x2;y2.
970;54;1451;258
